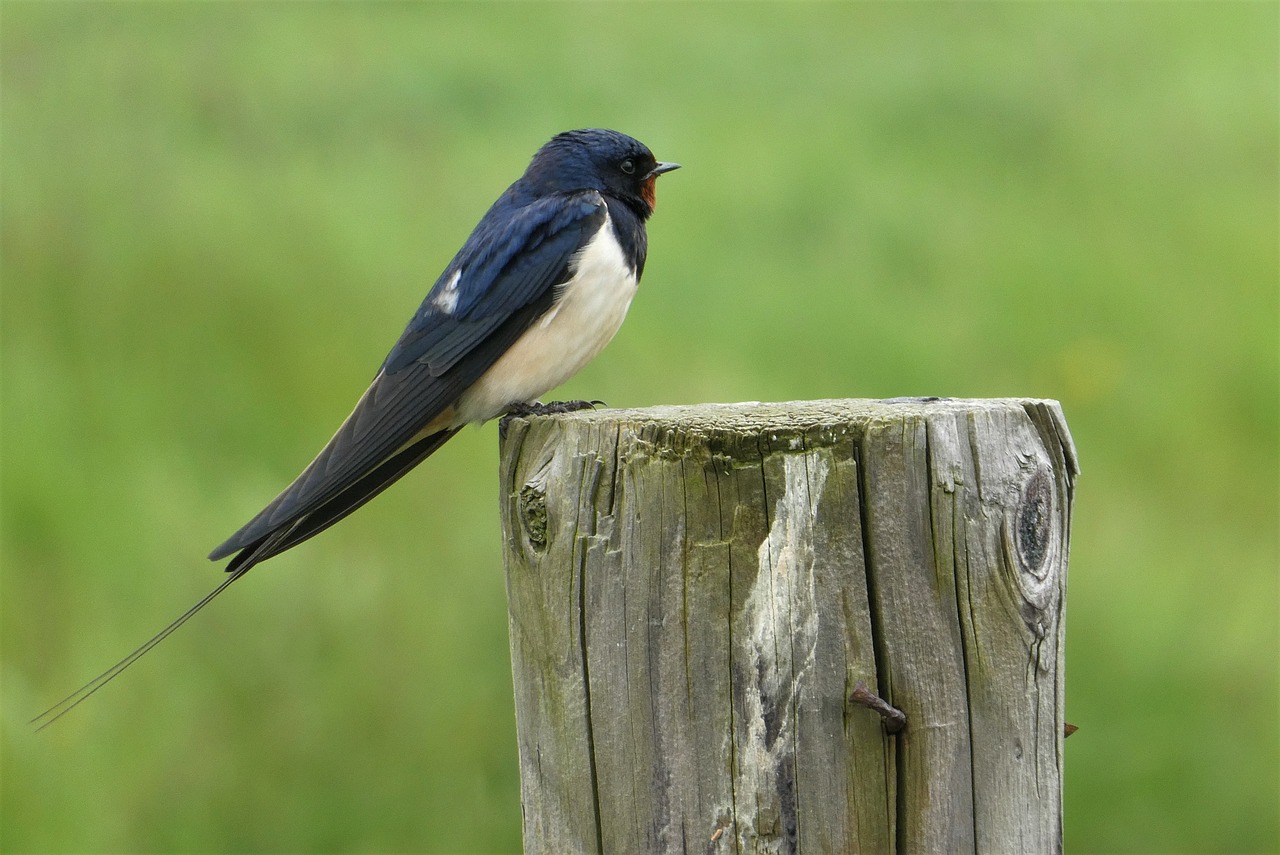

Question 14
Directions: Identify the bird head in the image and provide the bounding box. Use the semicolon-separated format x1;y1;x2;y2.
523;128;680;218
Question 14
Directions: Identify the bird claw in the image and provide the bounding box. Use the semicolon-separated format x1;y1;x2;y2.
504;399;604;418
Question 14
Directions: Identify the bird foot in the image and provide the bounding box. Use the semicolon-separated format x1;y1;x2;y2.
504;399;604;418
878;396;951;404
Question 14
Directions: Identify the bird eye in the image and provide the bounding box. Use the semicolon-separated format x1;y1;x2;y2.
620;159;636;175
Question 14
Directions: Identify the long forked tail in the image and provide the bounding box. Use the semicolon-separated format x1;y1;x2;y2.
30;563;253;731
32;428;465;731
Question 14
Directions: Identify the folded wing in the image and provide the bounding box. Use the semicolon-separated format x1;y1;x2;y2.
208;191;607;566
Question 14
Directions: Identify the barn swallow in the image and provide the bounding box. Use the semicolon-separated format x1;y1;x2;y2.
34;128;679;728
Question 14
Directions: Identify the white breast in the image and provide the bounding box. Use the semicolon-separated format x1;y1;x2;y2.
453;213;639;425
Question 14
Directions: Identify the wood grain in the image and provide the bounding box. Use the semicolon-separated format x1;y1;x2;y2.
499;399;1077;854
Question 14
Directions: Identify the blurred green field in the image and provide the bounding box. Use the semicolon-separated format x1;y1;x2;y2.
2;3;1276;853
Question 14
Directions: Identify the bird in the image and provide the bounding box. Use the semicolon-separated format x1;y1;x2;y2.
33;128;680;728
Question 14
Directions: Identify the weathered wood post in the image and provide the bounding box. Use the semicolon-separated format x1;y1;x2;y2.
499;399;1077;854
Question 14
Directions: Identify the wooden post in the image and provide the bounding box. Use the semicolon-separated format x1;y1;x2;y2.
499;399;1077;854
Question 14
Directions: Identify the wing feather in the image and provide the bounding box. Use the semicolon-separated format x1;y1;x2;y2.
209;191;606;561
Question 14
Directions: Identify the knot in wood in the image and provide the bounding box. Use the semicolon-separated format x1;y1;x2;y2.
1003;463;1062;625
1016;469;1053;578
519;482;548;549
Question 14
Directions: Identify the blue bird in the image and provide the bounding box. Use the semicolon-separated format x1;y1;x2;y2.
34;128;679;727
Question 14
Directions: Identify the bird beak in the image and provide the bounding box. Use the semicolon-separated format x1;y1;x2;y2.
646;162;681;178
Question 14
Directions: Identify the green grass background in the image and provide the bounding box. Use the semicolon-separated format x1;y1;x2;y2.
2;3;1276;853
